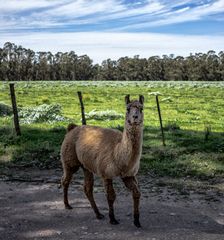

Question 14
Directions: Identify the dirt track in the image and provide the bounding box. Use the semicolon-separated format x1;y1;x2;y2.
0;169;224;240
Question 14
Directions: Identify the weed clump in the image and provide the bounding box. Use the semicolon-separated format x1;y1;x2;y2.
85;109;123;121
0;102;12;117
19;104;67;124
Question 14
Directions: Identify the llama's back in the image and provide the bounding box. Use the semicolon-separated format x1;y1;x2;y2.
76;126;123;177
61;125;123;177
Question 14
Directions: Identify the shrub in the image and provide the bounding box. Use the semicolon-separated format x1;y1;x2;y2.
85;109;123;120
0;102;13;117
19;104;67;124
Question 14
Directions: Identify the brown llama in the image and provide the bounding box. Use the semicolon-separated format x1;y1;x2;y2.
60;95;144;228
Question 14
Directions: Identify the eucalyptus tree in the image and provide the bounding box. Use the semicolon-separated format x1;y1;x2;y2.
0;42;223;81
76;55;94;80
218;51;224;81
100;59;118;80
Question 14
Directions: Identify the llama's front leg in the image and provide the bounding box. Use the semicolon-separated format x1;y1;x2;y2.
103;179;119;225
122;176;141;228
83;168;104;219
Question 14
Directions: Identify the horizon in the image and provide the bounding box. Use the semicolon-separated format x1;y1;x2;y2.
0;0;224;63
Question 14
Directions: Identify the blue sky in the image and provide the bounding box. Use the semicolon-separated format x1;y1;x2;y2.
0;0;224;63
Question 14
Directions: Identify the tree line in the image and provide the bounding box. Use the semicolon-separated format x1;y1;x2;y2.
0;42;224;81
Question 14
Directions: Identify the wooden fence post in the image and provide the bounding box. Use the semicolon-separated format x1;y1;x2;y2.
9;83;21;136
77;91;86;125
204;125;211;141
156;95;165;146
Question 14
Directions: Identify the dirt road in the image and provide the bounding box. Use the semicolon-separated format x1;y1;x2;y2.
0;169;224;240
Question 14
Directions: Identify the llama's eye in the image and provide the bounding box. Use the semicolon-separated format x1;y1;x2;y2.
140;108;143;113
127;108;130;113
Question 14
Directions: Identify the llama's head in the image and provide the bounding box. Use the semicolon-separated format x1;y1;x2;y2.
125;95;144;128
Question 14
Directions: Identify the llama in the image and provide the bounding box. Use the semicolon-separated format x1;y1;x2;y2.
60;95;144;227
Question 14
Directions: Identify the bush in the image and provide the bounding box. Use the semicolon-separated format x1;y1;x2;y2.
0;102;13;117
85;109;123;120
19;104;67;124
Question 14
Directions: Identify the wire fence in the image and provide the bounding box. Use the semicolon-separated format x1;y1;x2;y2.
0;83;224;145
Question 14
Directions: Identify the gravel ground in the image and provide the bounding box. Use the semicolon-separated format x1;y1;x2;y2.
0;169;224;240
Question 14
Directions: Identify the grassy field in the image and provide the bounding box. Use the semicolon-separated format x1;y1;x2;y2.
0;81;224;179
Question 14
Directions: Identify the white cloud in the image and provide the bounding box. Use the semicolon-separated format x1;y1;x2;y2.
117;0;224;29
0;0;62;13
45;0;125;17
0;32;223;63
0;0;223;61
0;0;223;30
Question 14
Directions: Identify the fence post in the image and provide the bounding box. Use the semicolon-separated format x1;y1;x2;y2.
204;125;211;141
156;95;165;146
9;83;21;136
77;91;86;125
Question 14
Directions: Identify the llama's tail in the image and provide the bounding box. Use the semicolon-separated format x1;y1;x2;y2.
67;123;77;132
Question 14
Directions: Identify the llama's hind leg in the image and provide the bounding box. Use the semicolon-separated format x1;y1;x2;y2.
122;176;141;228
62;166;79;209
83;168;104;219
103;179;119;225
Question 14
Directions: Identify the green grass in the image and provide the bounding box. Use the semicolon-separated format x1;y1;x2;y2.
0;81;224;179
142;126;224;179
0;126;64;169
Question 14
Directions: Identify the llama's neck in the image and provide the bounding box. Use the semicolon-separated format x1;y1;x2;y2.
116;123;143;174
123;124;143;147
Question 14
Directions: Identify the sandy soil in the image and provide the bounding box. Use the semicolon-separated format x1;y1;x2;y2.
0;169;224;240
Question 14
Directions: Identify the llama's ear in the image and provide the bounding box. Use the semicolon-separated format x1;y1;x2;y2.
125;95;130;105
139;95;144;105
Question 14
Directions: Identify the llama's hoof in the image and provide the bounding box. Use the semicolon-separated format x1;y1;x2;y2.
134;220;141;228
96;213;104;219
65;205;73;210
110;219;119;225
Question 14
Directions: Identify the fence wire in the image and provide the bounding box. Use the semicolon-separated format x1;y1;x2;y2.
0;85;224;133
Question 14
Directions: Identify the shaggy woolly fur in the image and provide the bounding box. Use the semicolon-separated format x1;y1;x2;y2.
60;95;144;227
